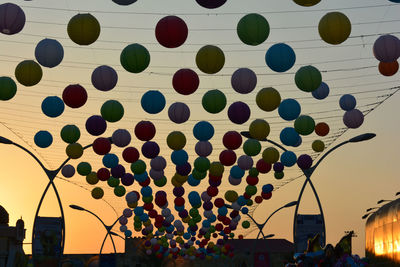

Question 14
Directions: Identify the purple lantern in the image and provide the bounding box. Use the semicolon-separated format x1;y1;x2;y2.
228;175;242;186
0;3;25;35
297;154;313;169
373;34;400;63
141;141;160;159
112;129;131;147
231;68;257;94
150;156;167;171
111;164;126;178
176;162;192;176
168;102;190;124
195;0;227;9
343;109;364;129
228;101;251;124
195;141;213;157
150;169;164;180
121;173;134;186
237;155;253;170
91;65;118;91
85;115;107;136
61;164;75;178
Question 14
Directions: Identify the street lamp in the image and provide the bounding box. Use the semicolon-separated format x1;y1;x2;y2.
241;131;376;251
0;135;97;259
69;204;122;255
226;200;297;240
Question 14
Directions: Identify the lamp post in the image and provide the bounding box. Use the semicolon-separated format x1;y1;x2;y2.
241;131;376;251
69;204;121;255
226;201;297;240
0;135;96;260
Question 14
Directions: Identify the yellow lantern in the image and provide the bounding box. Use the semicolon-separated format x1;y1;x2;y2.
318;12;351;45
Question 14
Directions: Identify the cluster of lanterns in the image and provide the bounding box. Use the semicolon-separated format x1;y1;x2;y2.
373;34;400;77
1;0;397;260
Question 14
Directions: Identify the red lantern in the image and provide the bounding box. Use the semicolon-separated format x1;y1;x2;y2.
255;196;263;203
172;68;199;95
262;192;272;200
93;137;111;155
314;122;329;136
123;147;140;163
256;159;271;173
97;168;110;181
155;16;188;48
246;176;259;186
378;61;399;76
134;121;156;141
207;186;218;197
219;150;237;166
62;84;88;108
222;131;242;150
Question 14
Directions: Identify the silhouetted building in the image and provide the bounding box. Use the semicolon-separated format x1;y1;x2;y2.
0;205;26;267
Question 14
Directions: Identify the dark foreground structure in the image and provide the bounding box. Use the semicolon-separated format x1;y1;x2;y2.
57;237;294;267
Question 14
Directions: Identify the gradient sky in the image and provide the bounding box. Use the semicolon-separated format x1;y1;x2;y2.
0;0;400;256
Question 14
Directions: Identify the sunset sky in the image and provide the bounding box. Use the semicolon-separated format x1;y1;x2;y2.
0;0;400;257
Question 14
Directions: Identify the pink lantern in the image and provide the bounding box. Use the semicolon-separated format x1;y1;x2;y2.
373;34;400;62
231;68;257;94
195;141;213;157
168;102;190;124
150;156;167;171
123;208;133;218
228;175;242;186
343;109;364;129
112;129;131;147
61;164;75;178
0;3;25;35
150;169;164;180
91;65;118;91
237;155;253;170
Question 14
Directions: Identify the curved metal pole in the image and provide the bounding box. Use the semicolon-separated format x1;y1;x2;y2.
99;233;110;255
9;141;95;260
80;211;121;255
292;141;352;251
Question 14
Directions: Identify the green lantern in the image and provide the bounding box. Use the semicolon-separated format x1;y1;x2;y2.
100;100;124;122
120;43;150;73
0;76;17;101
294;115;315;135
194;157;210;172
295;66;322;92
114;185;126;197
202;89;227;114
237;13;270;46
243;139;261;156
77;162;92;176
60;125;80;144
